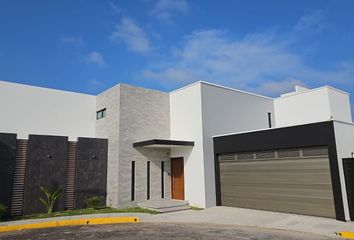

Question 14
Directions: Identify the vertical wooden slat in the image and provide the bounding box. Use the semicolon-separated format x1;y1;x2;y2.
10;139;28;216
64;141;77;210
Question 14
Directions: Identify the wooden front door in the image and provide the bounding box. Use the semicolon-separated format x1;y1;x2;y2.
171;157;184;200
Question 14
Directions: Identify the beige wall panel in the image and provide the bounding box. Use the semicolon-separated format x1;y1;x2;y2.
220;156;335;218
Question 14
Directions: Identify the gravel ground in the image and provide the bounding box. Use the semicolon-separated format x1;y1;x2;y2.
0;223;342;240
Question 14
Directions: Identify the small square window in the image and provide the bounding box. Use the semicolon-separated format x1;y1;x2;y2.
96;108;106;120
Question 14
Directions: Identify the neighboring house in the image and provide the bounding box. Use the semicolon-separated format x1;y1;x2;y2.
0;80;354;221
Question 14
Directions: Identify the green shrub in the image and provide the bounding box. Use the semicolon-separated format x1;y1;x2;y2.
85;196;104;209
39;187;62;214
0;203;7;220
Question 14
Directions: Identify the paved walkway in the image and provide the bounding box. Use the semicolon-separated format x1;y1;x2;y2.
2;207;354;237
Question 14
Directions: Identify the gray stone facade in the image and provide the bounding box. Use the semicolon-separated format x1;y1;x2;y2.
96;84;171;208
95;85;120;207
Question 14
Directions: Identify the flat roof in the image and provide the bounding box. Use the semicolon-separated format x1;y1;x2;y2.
133;139;194;148
170;81;274;100
1;80;349;100
275;86;349;100
0;80;95;97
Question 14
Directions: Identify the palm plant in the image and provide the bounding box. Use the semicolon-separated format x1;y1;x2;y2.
39;187;62;214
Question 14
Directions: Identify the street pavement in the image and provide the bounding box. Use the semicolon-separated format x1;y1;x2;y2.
0;223;341;240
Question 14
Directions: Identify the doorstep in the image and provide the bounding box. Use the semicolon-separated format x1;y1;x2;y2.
138;199;190;213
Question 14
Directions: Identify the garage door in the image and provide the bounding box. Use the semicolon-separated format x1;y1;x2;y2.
219;147;335;218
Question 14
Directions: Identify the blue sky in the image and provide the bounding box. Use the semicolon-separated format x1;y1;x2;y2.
1;0;354;113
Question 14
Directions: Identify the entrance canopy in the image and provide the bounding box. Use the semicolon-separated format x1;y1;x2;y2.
133;139;194;148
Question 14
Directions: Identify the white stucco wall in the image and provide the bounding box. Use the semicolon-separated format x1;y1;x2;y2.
0;81;96;140
170;82;206;207
274;87;352;128
333;120;354;221
274;87;331;127
328;88;352;123
200;82;275;207
170;81;275;208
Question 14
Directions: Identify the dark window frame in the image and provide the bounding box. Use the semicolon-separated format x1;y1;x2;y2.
96;108;106;120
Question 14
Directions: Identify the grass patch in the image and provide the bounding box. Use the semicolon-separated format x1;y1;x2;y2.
190;206;204;210
9;207;158;221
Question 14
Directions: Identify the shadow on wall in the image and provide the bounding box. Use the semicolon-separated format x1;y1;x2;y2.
134;147;171;173
171;147;193;165
134;147;171;201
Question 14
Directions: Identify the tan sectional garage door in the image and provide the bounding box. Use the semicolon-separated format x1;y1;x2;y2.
219;147;336;218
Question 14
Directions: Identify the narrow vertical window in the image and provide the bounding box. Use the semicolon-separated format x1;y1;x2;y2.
147;161;150;200
268;112;272;128
161;161;165;198
131;161;135;201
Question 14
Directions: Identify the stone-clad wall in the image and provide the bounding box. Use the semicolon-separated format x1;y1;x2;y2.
95;85;120;207
0;133;17;215
75;137;108;209
24;135;68;215
0;132;108;216
134;148;171;202
96;84;171;208
118;84;171;207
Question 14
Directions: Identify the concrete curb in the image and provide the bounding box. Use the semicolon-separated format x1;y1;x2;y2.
337;232;354;239
0;217;139;233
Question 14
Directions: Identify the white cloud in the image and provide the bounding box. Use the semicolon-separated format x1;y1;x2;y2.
143;68;194;83
110;18;151;54
109;1;122;14
85;51;106;67
250;78;307;96
150;0;189;23
294;9;326;33
140;28;354;96
61;36;85;47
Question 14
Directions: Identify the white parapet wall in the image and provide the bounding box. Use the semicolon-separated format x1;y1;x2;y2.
274;86;352;128
0;80;96;140
328;88;353;123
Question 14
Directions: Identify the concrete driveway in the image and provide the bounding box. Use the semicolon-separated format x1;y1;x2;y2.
0;223;341;240
141;206;354;237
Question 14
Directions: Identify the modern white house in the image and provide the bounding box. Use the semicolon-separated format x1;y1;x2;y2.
0;80;354;221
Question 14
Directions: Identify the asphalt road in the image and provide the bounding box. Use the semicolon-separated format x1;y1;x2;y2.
0;223;340;240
